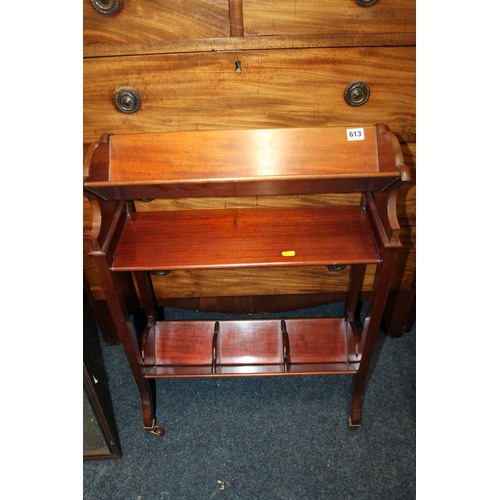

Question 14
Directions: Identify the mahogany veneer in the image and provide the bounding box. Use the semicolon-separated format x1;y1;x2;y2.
111;206;380;271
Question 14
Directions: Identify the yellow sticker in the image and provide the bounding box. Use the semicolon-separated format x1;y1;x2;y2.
282;250;296;257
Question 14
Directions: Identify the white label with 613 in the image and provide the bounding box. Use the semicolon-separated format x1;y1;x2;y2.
346;128;365;141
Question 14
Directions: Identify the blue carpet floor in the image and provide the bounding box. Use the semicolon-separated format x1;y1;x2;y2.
83;299;415;499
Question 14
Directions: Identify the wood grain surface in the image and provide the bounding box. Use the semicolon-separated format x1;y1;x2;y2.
243;0;415;36
84;0;230;45
84;47;415;146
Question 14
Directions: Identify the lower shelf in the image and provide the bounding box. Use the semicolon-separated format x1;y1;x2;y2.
141;317;360;378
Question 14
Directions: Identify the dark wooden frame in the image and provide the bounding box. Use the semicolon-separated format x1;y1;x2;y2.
83;363;121;460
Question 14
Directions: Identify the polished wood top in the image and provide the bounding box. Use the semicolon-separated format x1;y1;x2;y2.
84;124;409;199
107;126;379;182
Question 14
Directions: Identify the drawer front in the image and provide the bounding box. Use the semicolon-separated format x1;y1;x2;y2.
84;0;230;45
84;46;415;145
243;0;415;36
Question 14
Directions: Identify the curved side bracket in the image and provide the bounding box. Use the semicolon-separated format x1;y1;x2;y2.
84;192;103;251
364;191;402;247
141;316;156;363
84;135;128;258
84;193;127;259
83;133;111;184
368;124;412;245
375;123;411;184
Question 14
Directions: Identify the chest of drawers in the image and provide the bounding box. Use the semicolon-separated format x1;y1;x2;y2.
83;0;416;343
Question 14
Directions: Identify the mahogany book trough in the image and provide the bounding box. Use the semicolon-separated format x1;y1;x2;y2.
84;124;409;436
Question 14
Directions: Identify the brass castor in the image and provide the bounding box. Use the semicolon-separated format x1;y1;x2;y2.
149;425;165;437
348;416;361;429
144;419;165;436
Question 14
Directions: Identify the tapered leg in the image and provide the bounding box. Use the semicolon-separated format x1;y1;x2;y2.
349;248;399;428
93;257;165;436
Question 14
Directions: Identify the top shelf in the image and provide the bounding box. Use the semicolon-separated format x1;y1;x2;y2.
84;124;409;200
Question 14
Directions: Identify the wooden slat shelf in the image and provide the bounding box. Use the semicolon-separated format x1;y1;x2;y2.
141;318;359;378
84;124;410;434
111;205;380;271
144;363;358;378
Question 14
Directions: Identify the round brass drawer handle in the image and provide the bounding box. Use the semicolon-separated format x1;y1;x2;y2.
344;81;370;107
115;88;141;114
91;0;121;15
355;0;378;6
